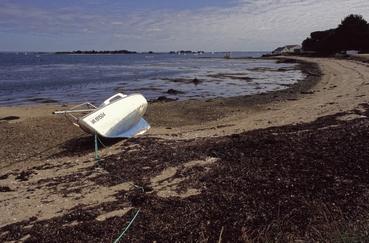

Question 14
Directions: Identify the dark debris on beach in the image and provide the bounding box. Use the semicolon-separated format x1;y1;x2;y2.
2;105;369;242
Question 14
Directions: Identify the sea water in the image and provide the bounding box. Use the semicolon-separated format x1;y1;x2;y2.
0;52;305;105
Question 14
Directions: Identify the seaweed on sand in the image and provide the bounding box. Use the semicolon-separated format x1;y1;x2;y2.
2;106;369;242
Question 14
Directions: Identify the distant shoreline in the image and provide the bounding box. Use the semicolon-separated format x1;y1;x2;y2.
52;52;163;55
55;50;137;55
54;50;207;55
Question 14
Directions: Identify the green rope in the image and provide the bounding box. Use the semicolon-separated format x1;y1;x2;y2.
113;209;140;243
94;133;100;161
97;135;107;148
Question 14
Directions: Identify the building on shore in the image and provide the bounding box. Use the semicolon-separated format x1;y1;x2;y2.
346;50;359;55
272;45;302;55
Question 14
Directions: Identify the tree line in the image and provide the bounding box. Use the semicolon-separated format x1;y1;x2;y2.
302;14;369;55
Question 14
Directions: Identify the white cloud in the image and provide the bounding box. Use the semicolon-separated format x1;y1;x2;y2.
1;0;369;51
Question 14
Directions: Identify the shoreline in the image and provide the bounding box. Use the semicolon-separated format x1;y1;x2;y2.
3;56;369;140
144;57;321;128
0;57;320;121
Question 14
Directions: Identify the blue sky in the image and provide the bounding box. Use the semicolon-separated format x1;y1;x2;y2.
1;0;369;52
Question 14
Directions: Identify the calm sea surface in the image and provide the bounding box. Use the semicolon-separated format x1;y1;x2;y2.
0;52;305;106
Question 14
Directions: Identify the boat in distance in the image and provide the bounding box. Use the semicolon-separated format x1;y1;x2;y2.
53;93;150;138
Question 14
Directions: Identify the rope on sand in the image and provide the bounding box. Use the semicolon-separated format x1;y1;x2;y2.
94;133;108;161
94;133;100;161
97;135;107;148
218;226;224;243
113;209;140;243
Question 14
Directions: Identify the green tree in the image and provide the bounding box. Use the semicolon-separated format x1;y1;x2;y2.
302;14;369;55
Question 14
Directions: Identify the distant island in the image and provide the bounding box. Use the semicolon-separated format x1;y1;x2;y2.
55;50;137;55
55;50;206;55
169;50;205;55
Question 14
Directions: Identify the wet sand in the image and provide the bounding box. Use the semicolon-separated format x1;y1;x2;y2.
1;57;369;242
148;57;369;138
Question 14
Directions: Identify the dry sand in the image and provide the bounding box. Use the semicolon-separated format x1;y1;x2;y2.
1;56;369;241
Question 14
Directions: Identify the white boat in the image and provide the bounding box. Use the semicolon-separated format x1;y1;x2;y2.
53;93;150;138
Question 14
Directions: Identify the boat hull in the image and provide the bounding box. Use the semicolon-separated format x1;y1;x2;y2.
78;94;150;138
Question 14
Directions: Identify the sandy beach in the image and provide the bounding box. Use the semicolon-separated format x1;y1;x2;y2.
1;56;369;241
